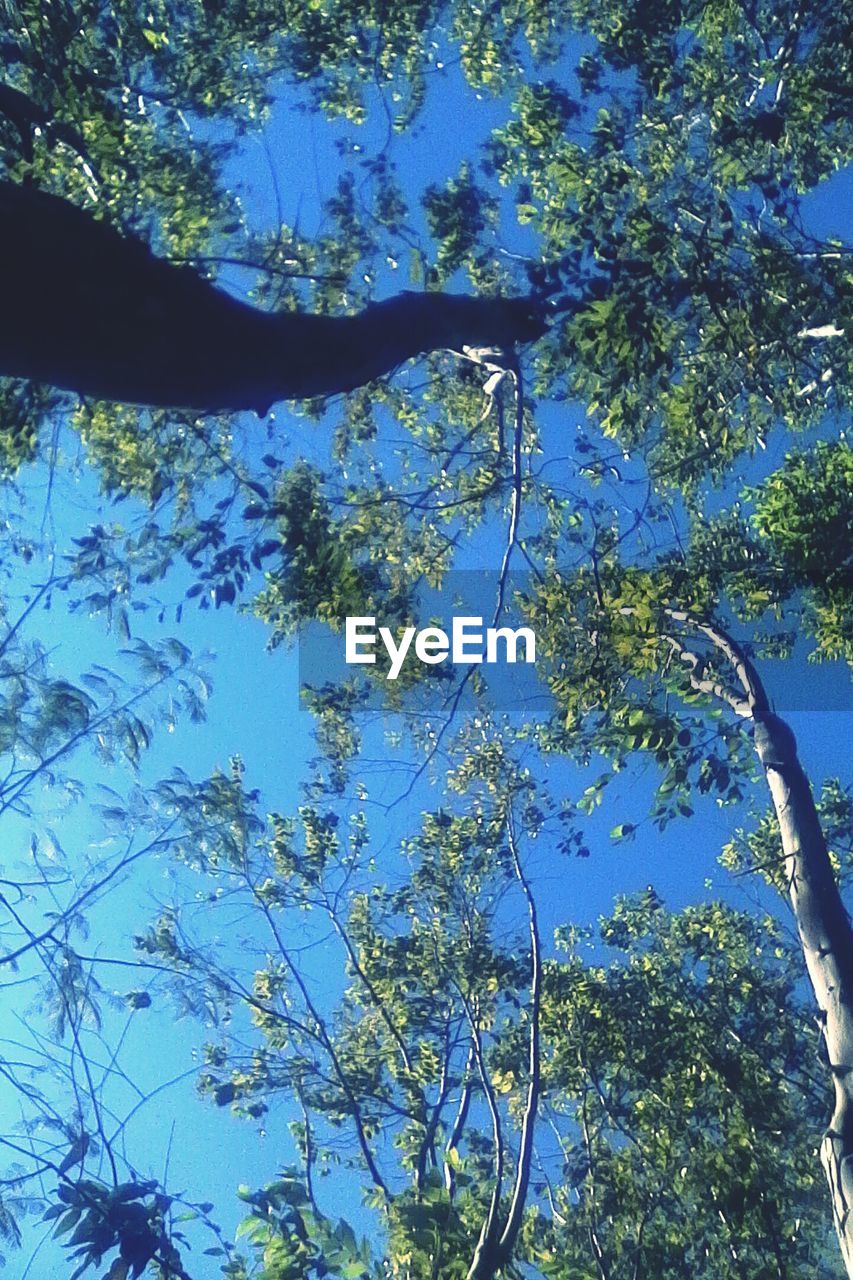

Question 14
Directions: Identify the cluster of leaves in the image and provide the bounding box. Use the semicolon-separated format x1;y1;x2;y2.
721;777;853;893
0;586;205;803
119;696;843;1278
745;440;853;660
225;1174;375;1280
526;891;840;1279
46;1179;189;1280
2;0;847;535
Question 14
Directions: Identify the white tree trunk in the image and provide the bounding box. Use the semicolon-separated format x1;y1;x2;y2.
755;713;853;1277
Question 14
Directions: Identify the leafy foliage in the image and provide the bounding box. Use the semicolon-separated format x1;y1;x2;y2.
0;0;849;1276
47;1179;189;1280
125;706;843;1278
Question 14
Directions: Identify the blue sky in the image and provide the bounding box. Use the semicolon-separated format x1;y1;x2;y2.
1;35;850;1278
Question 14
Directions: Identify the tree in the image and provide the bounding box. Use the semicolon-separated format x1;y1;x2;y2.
1;0;848;460
0;573;210;1269
89;713;839;1279
0;0;849;1276
524;451;853;1266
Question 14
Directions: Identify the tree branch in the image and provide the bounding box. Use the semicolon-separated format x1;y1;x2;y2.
497;809;542;1257
0;182;546;414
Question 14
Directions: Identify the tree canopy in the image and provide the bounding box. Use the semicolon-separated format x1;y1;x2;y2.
0;1;850;1278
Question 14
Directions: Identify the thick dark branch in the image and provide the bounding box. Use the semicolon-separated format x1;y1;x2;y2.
0;182;546;415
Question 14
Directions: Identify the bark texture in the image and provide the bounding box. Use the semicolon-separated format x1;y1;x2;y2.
0;182;546;414
754;713;853;1277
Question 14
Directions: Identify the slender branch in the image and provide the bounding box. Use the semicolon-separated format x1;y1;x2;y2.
498;809;542;1256
0;828;176;969
458;985;504;1280
662;633;752;717
445;1044;475;1197
493;360;524;626
414;1018;455;1194
255;894;389;1196
322;891;415;1076
579;1085;610;1280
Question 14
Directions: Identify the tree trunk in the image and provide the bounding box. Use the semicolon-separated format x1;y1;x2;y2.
754;712;853;1277
0;182;544;414
664;613;853;1274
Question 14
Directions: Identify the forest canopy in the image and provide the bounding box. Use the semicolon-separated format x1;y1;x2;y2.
0;2;850;1278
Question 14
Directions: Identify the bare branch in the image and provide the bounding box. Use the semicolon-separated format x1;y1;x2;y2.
498;809;542;1257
